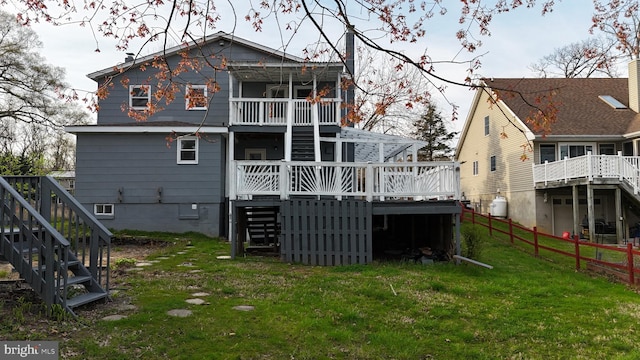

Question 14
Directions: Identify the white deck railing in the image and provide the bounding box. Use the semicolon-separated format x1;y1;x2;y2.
532;152;640;194
231;160;461;201
229;98;341;126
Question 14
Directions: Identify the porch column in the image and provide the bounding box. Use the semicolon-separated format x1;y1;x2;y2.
572;185;580;237
313;74;321;162
335;133;342;200
587;183;596;243
616;187;623;243
379;142;385;201
228;131;236;258
228;72;233;126
285;73;293;161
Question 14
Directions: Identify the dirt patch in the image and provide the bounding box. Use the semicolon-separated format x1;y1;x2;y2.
0;239;171;342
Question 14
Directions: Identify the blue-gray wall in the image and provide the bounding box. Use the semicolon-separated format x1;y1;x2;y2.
95;42;298;126
74;133;226;236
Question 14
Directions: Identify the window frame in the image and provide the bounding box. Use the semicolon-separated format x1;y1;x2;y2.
129;85;151;110
484;116;490;136
472;160;479;176
559;142;596;159
177;136;199;165
490;155;496;172
598;143;616;155
539;144;556;163
185;84;208;110
94;204;114;216
245;148;266;160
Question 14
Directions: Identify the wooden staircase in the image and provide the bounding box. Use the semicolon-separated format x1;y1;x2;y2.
291;128;315;161
243;206;280;254
0;176;111;316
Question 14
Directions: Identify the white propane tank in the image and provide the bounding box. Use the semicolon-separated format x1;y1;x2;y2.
490;196;508;218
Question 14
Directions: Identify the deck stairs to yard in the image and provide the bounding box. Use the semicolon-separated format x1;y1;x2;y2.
243;206;280;253
0;176;111;316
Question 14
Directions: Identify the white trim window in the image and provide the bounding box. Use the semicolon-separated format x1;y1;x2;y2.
559;143;595;159
484;116;490;136
129;85;151;110
472;160;479;176
177;136;199;164
185;85;208;110
94;204;114;216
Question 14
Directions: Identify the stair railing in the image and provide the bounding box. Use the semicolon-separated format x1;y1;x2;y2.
3;176;112;294
0;176;71;309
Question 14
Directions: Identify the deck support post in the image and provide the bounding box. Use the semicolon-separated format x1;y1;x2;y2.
616;187;623;243
587;183;596;243
572;185;580;238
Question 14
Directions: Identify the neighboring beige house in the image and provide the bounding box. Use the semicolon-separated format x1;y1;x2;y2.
456;60;640;242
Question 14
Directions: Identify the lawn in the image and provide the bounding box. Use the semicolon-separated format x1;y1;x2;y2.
1;225;639;359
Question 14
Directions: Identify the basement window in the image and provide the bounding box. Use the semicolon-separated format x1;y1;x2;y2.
94;204;114;216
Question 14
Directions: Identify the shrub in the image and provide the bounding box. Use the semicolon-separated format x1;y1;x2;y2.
462;225;484;260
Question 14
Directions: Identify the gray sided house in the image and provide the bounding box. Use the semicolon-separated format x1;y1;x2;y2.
68;32;463;265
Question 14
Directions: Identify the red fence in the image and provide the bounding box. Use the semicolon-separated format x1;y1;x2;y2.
461;206;640;286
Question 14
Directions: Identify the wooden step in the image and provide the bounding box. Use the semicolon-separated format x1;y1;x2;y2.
57;275;92;288
37;260;81;272
65;291;108;309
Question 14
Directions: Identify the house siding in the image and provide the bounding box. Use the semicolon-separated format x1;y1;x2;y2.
74;133;225;236
95;44;294;126
458;91;537;227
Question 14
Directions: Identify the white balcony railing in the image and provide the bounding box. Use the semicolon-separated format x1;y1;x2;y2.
229;98;341;126
231;160;461;201
533;152;640;194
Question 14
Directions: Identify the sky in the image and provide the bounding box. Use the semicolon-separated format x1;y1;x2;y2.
8;1;621;135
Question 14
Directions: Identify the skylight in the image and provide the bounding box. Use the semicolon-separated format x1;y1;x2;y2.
599;95;627;110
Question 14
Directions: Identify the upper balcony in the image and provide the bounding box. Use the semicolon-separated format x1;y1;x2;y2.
229;98;341;126
227;62;345;127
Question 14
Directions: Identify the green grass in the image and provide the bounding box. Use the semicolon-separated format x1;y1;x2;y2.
3;227;640;359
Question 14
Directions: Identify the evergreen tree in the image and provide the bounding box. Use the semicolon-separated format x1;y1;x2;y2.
411;104;458;161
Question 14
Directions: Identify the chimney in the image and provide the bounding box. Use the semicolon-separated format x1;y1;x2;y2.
630;59;640;113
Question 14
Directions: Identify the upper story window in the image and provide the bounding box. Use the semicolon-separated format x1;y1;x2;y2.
177;136;199;164
490;155;496;172
540;144;556;163
484;116;490;136
129;85;151;110
186;85;207;110
473;160;479;176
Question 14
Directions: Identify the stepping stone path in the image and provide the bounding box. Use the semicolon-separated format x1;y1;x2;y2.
157;256;170;260
135;262;153;267
167;309;193;317
102;314;127;321
185;298;207;305
233;305;255;312
192;292;210;297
